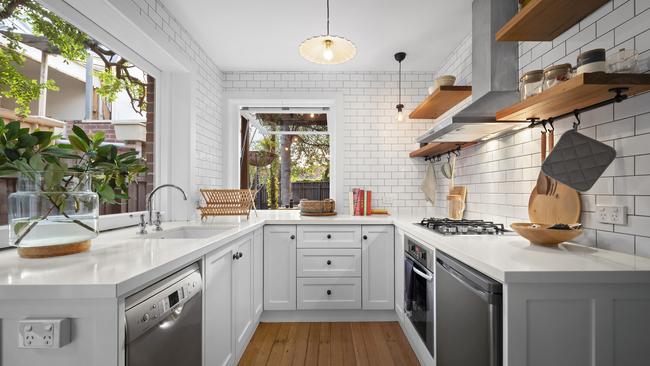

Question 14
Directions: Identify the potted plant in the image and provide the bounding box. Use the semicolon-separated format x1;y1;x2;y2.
0;118;148;258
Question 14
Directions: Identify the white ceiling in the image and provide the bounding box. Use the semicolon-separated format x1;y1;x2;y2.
159;0;472;72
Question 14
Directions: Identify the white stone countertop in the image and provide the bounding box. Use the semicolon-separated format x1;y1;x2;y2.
0;210;649;299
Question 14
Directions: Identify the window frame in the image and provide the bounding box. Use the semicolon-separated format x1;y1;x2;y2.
225;93;345;207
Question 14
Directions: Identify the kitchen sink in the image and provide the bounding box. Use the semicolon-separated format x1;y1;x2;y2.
143;225;237;239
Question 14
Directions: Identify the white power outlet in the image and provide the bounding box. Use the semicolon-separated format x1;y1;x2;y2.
597;205;628;225
18;318;71;349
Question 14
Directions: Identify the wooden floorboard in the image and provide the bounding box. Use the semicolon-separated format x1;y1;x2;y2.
238;322;419;366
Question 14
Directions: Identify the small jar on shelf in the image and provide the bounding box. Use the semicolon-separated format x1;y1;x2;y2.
607;48;639;73
543;63;572;90
520;70;544;100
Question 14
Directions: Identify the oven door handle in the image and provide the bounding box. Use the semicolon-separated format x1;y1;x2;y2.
412;267;433;281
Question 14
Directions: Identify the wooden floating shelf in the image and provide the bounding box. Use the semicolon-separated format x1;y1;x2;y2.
409;142;477;158
409;86;471;119
496;0;609;41
496;73;650;122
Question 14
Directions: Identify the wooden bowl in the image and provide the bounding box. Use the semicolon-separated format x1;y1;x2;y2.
510;223;584;246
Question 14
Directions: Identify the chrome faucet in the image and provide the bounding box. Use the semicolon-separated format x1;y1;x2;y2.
145;184;188;231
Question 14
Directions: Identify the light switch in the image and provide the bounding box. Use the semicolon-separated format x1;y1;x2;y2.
18;318;71;349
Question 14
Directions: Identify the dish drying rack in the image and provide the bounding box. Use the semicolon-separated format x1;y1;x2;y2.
199;189;257;220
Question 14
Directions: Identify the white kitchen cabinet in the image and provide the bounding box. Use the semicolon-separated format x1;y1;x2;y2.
394;227;405;320
297;225;361;248
264;225;297;310
233;235;254;358
362;225;395;310
204;245;235;366
253;228;263;321
297;277;362;310
297;248;361;277
204;232;260;366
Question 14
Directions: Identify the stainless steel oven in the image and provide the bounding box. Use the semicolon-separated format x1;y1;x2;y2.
125;263;202;366
404;237;435;358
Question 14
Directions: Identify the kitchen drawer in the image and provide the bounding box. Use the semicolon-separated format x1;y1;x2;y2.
297;277;362;310
297;249;361;277
297;225;361;248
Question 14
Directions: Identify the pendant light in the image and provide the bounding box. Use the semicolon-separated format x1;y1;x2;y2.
299;0;356;65
395;52;406;122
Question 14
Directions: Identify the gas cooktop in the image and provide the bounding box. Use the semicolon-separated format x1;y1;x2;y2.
417;218;511;236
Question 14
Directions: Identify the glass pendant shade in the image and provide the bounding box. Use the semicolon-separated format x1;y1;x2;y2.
299;35;356;65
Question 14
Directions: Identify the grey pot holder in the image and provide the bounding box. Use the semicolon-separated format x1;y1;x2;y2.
541;129;616;192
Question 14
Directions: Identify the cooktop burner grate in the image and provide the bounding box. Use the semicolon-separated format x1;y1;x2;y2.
417;218;510;235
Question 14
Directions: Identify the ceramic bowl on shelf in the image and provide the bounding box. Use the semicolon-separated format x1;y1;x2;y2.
434;75;456;89
510;223;584;246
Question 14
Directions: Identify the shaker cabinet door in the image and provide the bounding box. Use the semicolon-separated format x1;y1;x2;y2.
362;225;395;310
264;225;297;310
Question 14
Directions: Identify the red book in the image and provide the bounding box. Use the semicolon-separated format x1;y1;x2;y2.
365;190;372;216
352;188;360;216
355;189;364;216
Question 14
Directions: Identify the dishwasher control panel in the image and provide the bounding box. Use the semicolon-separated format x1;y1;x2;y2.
126;267;202;342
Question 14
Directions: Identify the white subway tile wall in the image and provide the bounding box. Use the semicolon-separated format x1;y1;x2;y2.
225;0;650;256
444;0;650;256
224;71;439;217
129;0;224;190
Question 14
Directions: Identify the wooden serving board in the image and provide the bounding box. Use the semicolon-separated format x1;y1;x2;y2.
17;240;91;258
528;182;581;225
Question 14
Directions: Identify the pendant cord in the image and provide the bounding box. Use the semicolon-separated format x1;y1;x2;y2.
398;61;402;104
326;0;330;35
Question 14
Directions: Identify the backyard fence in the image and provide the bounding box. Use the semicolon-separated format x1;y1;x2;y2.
253;181;330;210
0;177;149;225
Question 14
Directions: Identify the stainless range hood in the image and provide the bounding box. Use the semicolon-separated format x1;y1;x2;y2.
418;0;528;143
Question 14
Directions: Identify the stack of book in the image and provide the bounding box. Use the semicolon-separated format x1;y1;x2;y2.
349;188;372;216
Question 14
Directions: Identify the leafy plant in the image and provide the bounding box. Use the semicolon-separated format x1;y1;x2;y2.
0;0;148;116
0;117;148;243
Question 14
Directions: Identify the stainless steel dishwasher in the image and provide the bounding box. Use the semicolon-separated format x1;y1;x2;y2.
125;263;202;366
435;251;502;366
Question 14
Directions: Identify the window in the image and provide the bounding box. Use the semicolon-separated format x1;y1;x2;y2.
240;110;330;209
0;0;154;225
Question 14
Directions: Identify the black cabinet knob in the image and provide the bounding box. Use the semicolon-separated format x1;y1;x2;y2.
326;290;332;295
327;260;332;265
232;253;239;260
326;234;332;239
238;252;243;259
363;235;368;240
290;235;296;240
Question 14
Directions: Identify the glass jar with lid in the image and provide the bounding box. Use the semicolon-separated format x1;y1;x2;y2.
543;63;572;90
520;70;544;100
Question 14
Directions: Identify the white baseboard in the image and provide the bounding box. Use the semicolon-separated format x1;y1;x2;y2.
260;310;397;322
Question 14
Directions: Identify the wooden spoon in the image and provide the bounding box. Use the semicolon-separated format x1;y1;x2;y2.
536;130;548;195
547;128;556;195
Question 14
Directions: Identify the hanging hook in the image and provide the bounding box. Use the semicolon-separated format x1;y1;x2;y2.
573;109;581;130
453;145;461;157
547;118;555;131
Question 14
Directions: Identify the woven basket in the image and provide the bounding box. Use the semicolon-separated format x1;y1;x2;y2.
300;199;335;214
199;189;255;220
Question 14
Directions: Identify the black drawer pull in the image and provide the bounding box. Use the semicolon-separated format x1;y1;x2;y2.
327;260;332;265
326;290;332;295
290;235;295;240
327;234;332;239
363;235;368;240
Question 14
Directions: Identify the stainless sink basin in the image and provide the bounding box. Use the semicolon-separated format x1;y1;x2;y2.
143;225;237;239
